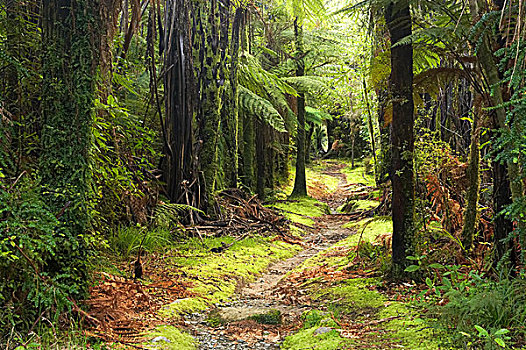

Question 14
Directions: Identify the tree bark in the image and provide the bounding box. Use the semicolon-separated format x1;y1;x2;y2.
461;98;480;251
385;0;415;276
40;0;100;296
290;18;307;198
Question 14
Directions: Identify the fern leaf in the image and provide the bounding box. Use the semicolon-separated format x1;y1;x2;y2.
239;86;286;132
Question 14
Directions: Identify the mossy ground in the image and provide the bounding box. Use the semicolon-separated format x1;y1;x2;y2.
139;235;301;347
340;160;375;187
281;162;441;350
158;236;301;319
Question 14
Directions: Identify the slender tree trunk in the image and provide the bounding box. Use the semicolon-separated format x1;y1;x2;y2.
256;119;265;199
306;123;314;164
385;0;415;277
242;112;255;191
461;98;480;251
290;18;307;198
376;88;391;184
363;78;377;174
40;0;100;296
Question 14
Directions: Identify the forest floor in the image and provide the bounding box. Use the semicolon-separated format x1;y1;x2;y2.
88;160;442;350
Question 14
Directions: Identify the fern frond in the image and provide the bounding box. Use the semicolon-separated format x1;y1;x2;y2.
305;106;332;125
282;76;334;98
239;86;286;132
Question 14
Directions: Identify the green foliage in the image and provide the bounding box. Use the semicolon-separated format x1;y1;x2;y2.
238;86;286;132
0;178;74;338
92;95;161;229
438;277;526;349
108;225;172;259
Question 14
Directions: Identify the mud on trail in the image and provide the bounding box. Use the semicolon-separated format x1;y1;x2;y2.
177;160;438;350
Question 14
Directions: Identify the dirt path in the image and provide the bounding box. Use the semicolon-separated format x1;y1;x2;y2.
184;161;361;349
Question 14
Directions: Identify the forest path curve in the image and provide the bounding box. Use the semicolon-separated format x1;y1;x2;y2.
185;160;368;350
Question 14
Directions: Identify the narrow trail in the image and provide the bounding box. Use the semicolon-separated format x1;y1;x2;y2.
185;161;364;349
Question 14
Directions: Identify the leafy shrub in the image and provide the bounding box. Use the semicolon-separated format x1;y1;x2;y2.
438;276;526;349
109;225;173;259
0;178;74;340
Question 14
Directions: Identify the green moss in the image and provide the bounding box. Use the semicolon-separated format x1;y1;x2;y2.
146;326;196;350
342;216;392;244
160;236;301;320
316;278;385;311
248;309;282;325
270;197;329;226
377;303;439;349
341;162;375;186
281;326;350;350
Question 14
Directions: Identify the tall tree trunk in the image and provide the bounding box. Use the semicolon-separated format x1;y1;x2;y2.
40;0;100;296
221;5;244;188
385;0;415;276
242;112;255;191
363;78;377;174
194;0;223;205
164;0;195;206
290;18;307;198
256;119;265;199
376;88;391;184
461;97;480;251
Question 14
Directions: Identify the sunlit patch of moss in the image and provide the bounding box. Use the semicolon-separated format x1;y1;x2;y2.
281;327;350;350
377;303;439;349
338;199;379;213
316;278;385;311
341;162;375;186
146;325;196;350
342;216;392;244
310;278;440;349
160;236;301;320
270;197;329;226
281;309;350;350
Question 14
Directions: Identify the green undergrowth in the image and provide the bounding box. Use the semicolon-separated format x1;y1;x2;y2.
158;235;301;320
282;215;440;349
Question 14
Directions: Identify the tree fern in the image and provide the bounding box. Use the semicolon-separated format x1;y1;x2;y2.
238;86;286;132
305;106;332;125
282;76;335;98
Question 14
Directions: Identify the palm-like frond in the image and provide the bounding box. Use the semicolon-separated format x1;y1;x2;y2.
239;86;286;132
305;106;332;125
282;76;334;98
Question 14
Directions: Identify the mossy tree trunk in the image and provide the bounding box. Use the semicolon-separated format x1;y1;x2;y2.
242;112;256;191
221;5;245;189
385;0;416;277
256;119;265;199
192;0;224;206
376;88;391;184
40;0;100;296
290;18;307;198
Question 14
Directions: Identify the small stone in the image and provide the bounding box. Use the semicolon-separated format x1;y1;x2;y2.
151;336;171;343
313;326;333;335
